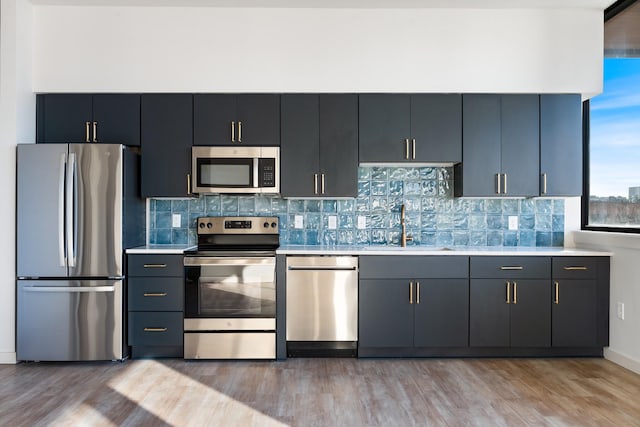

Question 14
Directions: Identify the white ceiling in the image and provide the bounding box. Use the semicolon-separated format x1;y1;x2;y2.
29;0;617;9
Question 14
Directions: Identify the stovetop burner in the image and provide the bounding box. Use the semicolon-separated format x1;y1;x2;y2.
190;216;280;254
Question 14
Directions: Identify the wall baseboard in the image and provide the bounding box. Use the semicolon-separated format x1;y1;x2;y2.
0;352;17;364
604;348;640;375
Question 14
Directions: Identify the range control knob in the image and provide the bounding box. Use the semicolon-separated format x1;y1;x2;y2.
206;222;213;228
263;222;270;228
199;222;205;228
271;222;278;228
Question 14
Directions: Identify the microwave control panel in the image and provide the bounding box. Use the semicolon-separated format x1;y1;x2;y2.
258;158;276;188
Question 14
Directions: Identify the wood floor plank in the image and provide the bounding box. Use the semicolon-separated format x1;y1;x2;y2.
1;358;640;427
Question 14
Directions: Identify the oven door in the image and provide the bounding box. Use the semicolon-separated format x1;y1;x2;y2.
184;256;276;319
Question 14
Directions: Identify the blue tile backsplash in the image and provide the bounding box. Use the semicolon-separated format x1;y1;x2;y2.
149;166;565;247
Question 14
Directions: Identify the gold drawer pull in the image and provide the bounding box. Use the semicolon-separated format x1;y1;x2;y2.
143;263;167;268
143;292;167;297
563;266;587;271
554;282;559;304
143;327;168;332
500;266;523;270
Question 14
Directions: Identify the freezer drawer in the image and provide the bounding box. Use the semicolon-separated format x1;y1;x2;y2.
17;280;124;361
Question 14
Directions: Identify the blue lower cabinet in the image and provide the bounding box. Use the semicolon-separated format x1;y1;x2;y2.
128;254;184;358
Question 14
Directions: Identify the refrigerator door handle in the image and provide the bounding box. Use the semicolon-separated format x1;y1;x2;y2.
58;153;67;268
22;285;116;293
66;153;76;268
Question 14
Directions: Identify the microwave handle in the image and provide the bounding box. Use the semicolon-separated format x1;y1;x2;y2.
253;158;259;188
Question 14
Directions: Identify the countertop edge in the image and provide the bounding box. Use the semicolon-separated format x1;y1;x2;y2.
126;245;195;254
276;247;612;256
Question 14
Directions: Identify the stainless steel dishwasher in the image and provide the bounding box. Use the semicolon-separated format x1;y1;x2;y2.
286;256;358;357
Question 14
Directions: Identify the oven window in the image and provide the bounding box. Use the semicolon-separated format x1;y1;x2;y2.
198;264;275;317
198;158;252;187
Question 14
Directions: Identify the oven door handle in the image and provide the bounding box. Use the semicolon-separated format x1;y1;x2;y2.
184;257;275;267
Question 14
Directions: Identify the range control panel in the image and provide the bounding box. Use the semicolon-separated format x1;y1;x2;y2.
197;216;279;235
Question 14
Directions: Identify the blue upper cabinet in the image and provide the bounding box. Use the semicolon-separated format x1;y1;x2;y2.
281;94;358;198
36;94;140;146
455;94;540;197
359;94;462;164
193;94;280;146
540;94;583;197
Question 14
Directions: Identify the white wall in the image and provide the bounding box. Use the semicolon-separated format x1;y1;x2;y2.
573;231;640;374
32;6;604;96
0;0;34;364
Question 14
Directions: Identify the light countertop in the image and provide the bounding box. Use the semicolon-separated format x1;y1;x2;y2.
276;245;612;256
126;244;195;254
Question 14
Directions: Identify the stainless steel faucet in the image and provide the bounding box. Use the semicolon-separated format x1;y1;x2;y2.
401;204;413;247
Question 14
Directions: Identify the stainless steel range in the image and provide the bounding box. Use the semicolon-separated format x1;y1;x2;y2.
183;216;279;359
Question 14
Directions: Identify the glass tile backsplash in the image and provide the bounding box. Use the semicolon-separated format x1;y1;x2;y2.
149;166;565;247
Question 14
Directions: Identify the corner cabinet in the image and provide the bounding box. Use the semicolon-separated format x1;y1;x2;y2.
280;94;358;198
36;94;141;146
359;256;469;357
359;94;462;164
140;94;193;198
455;95;540;197
127;254;184;358
540;94;583;196
193;94;280;146
469;257;551;348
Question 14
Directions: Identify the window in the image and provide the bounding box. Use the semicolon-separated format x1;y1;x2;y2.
584;0;640;231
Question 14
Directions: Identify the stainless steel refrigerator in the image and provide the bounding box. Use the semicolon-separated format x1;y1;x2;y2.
16;143;145;361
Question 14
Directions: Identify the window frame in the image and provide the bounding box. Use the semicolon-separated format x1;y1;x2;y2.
581;0;640;233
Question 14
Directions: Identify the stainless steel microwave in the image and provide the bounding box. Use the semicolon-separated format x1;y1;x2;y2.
192;146;279;194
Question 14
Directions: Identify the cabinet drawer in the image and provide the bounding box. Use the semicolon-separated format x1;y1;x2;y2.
470;256;550;279
128;254;183;277
552;257;601;279
128;278;184;311
359;256;469;279
128;312;183;346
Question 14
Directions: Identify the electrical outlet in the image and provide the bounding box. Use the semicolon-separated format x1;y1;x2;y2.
508;216;518;230
617;302;625;320
357;215;367;230
328;216;337;230
294;215;304;229
172;214;181;228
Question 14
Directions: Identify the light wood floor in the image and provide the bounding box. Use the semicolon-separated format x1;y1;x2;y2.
1;357;639;427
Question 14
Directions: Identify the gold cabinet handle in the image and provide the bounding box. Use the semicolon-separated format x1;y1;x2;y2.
187;173;192;194
503;173;507;194
85;121;91;142
238;121;242;142
500;266;523;271
314;173;318;195
554;282;559;304
92;121;98;142
513;282;517;304
496;173;501;194
143;327;168;332
416;281;420;304
409;281;413;304
412;138;416;160
143;292;167;297
506;281;510;304
321;173;325;195
404;139;410;160
143;263;167;268
541;173;547;195
231;121;235;142
563;266;588;271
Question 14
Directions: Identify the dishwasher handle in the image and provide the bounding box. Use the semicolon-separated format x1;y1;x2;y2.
287;266;357;271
